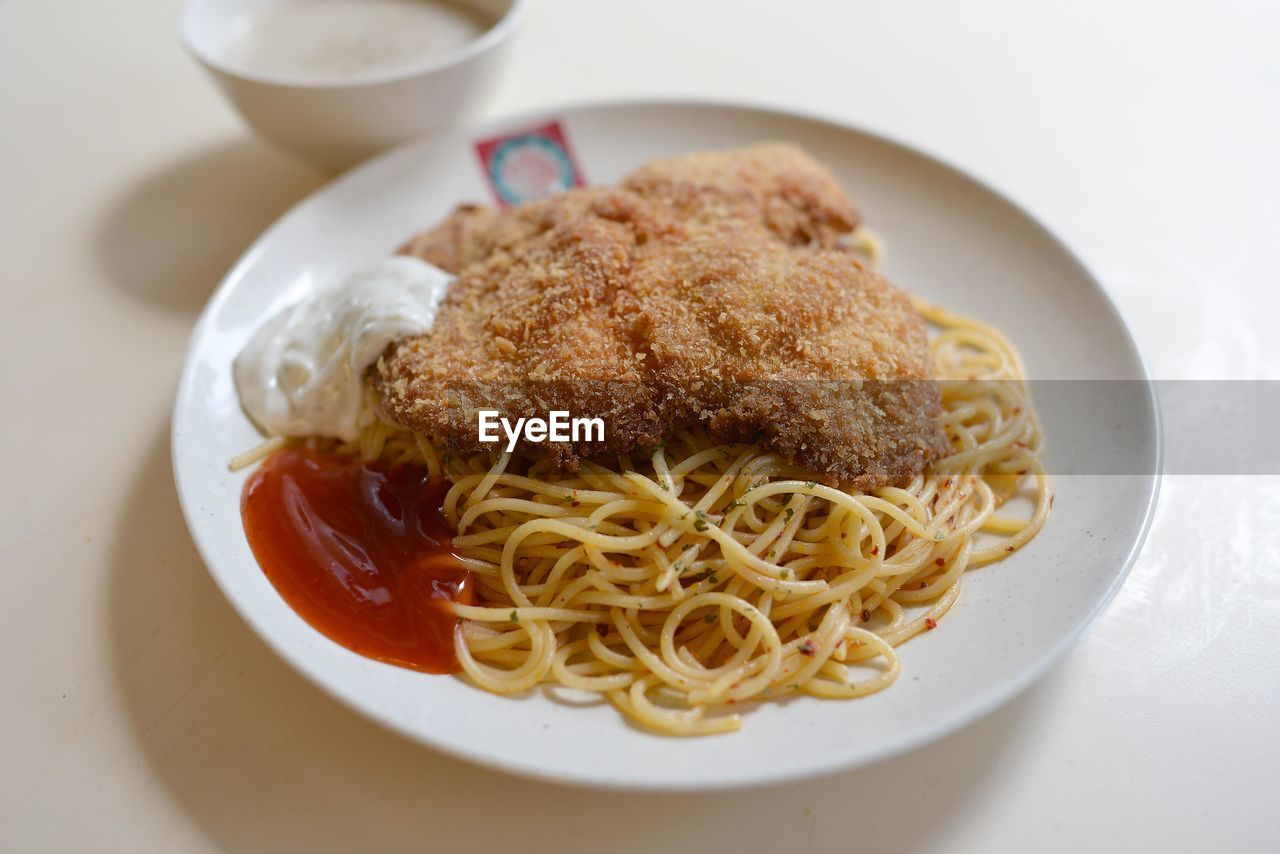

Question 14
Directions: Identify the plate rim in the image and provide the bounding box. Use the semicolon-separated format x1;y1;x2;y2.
172;96;1163;791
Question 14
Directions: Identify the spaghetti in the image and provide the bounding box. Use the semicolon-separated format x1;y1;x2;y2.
304;299;1050;735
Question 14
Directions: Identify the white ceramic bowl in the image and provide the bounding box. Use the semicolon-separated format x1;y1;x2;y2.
180;0;523;171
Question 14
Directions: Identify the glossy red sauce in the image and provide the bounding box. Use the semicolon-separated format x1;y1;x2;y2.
241;448;470;673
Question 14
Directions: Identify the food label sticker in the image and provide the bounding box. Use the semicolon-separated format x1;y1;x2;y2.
474;120;585;207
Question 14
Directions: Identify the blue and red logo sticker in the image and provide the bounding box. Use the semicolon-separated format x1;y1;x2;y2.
474;120;585;207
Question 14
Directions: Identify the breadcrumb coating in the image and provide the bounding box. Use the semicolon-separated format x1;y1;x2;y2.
377;143;945;488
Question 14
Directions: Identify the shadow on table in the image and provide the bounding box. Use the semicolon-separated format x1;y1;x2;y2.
93;139;323;316
109;429;1054;854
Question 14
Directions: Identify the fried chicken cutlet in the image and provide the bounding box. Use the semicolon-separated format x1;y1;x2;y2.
376;143;946;489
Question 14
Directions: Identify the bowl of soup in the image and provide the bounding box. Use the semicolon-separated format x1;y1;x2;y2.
181;0;524;171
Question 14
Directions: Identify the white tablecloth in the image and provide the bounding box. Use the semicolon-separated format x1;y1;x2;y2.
2;1;1275;850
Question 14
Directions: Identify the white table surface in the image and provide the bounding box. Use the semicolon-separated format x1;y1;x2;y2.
3;1;1277;850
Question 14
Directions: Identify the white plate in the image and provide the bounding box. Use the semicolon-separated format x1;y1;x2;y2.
173;99;1160;790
